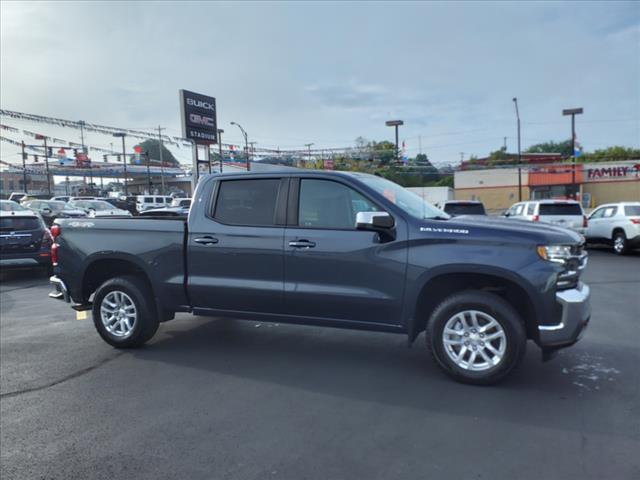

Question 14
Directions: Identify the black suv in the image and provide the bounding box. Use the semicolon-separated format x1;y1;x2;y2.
1;202;52;272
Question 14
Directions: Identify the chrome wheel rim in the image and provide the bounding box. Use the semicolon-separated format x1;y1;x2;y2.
442;310;507;371
614;236;625;253
100;291;137;338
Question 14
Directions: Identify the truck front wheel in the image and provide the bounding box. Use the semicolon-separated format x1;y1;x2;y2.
92;275;159;348
426;290;526;385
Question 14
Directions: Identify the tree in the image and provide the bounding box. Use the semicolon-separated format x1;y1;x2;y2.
525;140;572;157
134;139;179;166
581;146;640;162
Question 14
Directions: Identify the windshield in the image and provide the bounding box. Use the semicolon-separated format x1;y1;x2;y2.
0;201;28;212
356;175;449;220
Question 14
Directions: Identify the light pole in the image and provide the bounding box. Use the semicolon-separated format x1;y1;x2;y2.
385;120;404;163
512;98;522;201
304;143;314;168
157;126;166;194
78;120;93;191
113;132;128;195
217;129;224;173
230;122;250;171
562;108;584;200
21;141;28;193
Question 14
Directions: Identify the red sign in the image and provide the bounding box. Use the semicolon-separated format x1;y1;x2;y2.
75;151;91;167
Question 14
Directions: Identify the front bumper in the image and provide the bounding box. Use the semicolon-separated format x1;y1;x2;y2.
538;282;591;347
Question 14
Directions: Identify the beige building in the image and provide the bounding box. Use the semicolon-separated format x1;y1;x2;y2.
454;161;640;212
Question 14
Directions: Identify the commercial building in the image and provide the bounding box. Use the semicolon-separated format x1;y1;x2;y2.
0;170;50;197
455;160;640;211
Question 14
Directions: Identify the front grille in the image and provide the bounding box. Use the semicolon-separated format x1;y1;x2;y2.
557;243;588;290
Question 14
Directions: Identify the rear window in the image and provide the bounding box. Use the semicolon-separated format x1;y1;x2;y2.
143;198;153;203
444;203;486;215
539;204;582;216
0;217;41;231
214;179;280;226
624;205;640;216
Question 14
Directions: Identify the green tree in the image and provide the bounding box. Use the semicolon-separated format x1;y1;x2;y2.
525;140;573;157
134;139;179;166
581;146;640;162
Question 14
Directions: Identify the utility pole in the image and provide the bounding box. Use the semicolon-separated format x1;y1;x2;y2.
113;132;128;195
563;108;584;200
78;120;92;191
512;98;522;201
145;151;152;193
304;143;314;167
503;136;507;151
21;141;28;193
157;126;166;194
38;135;52;196
217;129;224;173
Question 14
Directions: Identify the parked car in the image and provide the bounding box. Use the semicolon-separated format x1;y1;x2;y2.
67;199;132;218
18;194;52;204
438;200;486;216
100;197;138;216
139;206;189;217
70;196;99;201
22;200;87;226
585;202;640;255
50;171;590;385
50;196;71;202
170;198;191;208
0;199;29;212
8;192;28;202
1;207;52;272
135;195;173;213
504;200;587;235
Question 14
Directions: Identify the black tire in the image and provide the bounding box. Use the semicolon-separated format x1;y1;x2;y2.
426;290;526;385
612;231;628;255
92;275;159;348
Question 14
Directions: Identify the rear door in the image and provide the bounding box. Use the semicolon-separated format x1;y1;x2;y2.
283;177;407;326
538;203;583;229
187;177;288;313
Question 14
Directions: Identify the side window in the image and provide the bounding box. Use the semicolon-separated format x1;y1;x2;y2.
514;204;525;216
144;197;153;204
526;203;536;215
298;179;379;229
589;208;604;219
603;207;616;218
214;179;281;226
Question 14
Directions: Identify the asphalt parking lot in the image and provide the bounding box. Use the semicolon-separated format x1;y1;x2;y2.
1;248;639;480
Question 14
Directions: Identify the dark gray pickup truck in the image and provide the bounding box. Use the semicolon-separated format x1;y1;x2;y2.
49;171;591;384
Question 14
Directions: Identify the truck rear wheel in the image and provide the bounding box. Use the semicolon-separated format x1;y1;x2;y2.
426;290;526;385
92;275;159;348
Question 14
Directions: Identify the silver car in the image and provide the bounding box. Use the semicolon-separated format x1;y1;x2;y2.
585;202;640;254
67;200;132;218
504;200;587;235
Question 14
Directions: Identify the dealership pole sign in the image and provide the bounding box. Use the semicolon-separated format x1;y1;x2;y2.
179;90;217;144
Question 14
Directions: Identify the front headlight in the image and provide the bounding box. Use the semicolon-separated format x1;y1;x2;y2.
537;245;572;264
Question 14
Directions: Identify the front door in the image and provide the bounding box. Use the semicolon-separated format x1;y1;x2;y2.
188;177;287;314
283;178;407;326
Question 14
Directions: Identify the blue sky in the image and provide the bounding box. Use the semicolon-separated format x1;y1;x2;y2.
1;1;638;165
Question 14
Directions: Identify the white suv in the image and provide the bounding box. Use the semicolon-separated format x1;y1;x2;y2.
585;202;640;255
504;200;587;235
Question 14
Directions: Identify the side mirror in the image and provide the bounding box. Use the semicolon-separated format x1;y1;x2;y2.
42;208;52;214
503;211;510;217
355;211;394;231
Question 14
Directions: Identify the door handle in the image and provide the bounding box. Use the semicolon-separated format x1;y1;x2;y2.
289;240;316;248
194;236;219;245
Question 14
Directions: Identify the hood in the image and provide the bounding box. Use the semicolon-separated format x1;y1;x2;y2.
420;215;583;245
